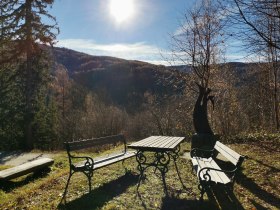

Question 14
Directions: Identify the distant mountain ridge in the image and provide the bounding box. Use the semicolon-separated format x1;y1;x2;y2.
50;47;184;112
50;47;255;112
51;47;154;74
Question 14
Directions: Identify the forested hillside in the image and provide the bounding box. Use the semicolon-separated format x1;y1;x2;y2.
51;47;185;113
0;43;277;151
0;46;274;151
1;0;280;151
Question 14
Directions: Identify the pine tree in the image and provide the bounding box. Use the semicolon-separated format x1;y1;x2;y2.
0;0;58;149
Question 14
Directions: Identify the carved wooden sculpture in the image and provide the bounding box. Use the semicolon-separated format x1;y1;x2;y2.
193;83;214;135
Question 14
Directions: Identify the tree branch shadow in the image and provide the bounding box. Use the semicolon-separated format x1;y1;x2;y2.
205;185;245;210
237;172;280;208
58;172;138;210
249;199;269;210
160;182;244;210
250;158;280;173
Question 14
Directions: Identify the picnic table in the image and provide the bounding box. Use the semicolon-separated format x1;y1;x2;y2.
128;136;185;194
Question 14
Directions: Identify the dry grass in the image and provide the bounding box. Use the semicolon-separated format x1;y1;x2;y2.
0;141;279;210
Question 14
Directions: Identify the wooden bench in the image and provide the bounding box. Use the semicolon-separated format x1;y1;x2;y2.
0;158;54;181
190;141;245;201
62;134;136;198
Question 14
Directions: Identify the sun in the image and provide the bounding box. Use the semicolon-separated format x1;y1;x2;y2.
109;0;135;24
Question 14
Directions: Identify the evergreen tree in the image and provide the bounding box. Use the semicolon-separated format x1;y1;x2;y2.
0;63;24;150
33;93;59;150
0;0;58;149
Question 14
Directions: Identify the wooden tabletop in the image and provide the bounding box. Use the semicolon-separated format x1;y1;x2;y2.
128;136;185;152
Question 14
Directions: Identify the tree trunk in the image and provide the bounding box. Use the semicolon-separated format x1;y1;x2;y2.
193;83;214;135
24;0;34;150
191;84;216;152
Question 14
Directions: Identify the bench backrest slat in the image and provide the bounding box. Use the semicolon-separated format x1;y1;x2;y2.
214;141;242;165
65;134;126;151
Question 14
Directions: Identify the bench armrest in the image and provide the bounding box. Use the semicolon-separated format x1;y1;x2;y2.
198;167;237;182
69;155;94;170
190;148;214;158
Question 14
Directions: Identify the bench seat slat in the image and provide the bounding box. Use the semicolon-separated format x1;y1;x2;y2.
75;151;136;170
94;151;136;169
204;159;231;184
198;160;221;183
0;158;54;180
192;157;231;184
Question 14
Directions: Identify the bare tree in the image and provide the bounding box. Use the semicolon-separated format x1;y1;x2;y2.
230;0;280;130
172;0;227;135
233;0;280;50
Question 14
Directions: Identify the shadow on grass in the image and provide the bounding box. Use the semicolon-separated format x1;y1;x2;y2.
58;172;138;210
237;172;280;208
205;185;244;210
160;184;244;210
213;158;280;208
0;168;51;192
250;158;280;173
188;158;244;209
161;195;215;210
0;151;25;164
249;199;268;210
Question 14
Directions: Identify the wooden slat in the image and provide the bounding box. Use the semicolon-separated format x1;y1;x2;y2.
214;141;241;165
0;158;54;181
156;136;179;148
150;136;184;149
191;157;230;184
129;136;158;147
215;141;241;159
94;151;136;169
128;136;185;151
66;134;125;151
204;159;231;184
197;159;219;183
167;137;185;149
150;136;171;148
76;151;136;170
140;136;164;148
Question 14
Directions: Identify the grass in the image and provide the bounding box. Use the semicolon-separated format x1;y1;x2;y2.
0;140;279;210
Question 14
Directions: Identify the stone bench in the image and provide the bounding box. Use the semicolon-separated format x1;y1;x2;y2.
0;157;54;181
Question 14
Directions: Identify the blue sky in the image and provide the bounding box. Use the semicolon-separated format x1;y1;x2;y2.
50;0;244;65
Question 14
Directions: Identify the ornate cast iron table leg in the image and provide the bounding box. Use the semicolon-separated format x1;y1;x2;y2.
136;150;146;191
135;150;171;195
168;145;187;189
155;151;170;195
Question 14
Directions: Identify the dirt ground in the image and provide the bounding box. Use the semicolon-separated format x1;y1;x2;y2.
0;151;53;166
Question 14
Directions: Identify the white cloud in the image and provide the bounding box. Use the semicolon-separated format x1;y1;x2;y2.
56;39;170;65
56;38;248;66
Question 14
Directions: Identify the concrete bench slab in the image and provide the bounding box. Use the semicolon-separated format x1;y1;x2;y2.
0;157;54;181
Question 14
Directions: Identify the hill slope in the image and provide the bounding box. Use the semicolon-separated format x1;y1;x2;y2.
50;47;184;112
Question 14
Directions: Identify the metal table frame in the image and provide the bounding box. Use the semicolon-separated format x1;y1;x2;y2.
128;136;185;194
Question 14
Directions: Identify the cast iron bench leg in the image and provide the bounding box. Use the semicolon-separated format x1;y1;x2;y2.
61;171;74;202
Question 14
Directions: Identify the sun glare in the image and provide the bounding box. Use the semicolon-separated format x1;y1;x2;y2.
109;0;135;24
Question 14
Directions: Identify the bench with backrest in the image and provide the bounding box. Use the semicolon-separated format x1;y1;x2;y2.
62;134;136;199
0;158;54;181
190;141;245;201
